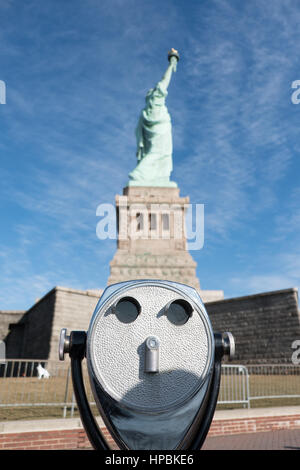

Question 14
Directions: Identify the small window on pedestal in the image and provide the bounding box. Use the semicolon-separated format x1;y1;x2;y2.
149;213;157;230
136;213;144;231
162;213;170;231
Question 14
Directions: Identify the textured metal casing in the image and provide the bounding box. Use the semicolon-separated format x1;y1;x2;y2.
86;280;215;449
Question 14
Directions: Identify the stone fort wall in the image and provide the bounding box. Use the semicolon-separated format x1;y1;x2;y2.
2;286;300;364
206;287;300;364
4;287;101;360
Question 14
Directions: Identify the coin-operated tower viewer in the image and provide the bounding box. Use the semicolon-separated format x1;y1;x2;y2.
59;279;234;450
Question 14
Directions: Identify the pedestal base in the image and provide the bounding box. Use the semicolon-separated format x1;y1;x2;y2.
127;179;178;188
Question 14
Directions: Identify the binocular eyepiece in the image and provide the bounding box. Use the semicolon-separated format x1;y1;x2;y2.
59;280;234;450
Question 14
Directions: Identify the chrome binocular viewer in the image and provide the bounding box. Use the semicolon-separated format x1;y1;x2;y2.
59;280;234;450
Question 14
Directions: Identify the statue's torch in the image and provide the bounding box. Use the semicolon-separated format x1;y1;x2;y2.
168;48;179;72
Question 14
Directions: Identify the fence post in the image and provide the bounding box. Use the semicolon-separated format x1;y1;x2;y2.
71;392;76;418
244;366;250;408
63;366;71;418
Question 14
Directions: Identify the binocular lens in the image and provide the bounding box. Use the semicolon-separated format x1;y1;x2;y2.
115;296;141;323
166;299;193;325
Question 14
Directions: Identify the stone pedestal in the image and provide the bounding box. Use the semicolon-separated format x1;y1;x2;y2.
108;186;200;289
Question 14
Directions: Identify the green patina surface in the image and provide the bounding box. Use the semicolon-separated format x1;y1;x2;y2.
128;52;179;188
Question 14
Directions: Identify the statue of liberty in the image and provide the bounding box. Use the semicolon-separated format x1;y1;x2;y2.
128;49;179;187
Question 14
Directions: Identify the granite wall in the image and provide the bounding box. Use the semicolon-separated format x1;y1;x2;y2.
2;286;300;364
3;287;101;360
0;310;25;359
205;287;300;364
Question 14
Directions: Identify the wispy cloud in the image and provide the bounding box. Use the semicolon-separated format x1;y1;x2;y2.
230;274;298;296
229;249;300;297
172;0;298;246
0;0;299;308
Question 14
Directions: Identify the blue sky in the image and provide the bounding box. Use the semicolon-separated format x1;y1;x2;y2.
0;0;299;310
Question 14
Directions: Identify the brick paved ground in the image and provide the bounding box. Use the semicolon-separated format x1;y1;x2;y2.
202;428;300;450
1;411;299;450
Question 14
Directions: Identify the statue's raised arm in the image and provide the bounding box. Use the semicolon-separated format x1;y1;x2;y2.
128;49;179;188
159;49;179;92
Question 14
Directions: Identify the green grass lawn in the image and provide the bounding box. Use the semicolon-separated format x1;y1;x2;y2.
217;372;300;409
0;373;299;421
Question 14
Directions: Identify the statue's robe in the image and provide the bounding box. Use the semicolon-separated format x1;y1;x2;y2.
128;81;175;187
